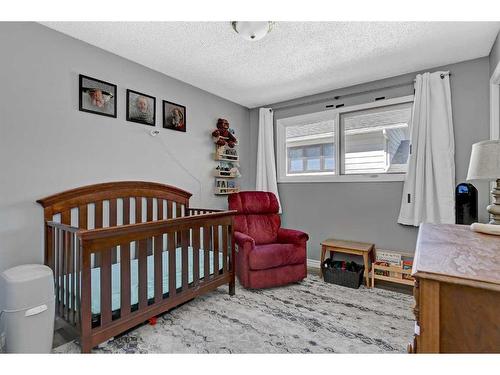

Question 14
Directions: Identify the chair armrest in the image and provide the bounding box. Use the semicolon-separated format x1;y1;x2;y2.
234;231;255;249
277;228;309;245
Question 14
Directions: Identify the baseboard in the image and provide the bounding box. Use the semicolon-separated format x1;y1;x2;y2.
307;258;321;269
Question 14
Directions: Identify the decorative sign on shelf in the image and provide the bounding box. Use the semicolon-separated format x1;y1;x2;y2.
211;118;241;195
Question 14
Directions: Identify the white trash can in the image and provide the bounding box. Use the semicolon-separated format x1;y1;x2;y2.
0;264;55;353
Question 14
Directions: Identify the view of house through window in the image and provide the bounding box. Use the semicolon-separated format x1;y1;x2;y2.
341;102;412;174
285;120;335;175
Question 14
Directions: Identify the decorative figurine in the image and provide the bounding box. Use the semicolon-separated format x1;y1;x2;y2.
212;118;238;148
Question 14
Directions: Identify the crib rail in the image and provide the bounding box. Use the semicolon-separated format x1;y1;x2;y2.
77;211;236;353
46;221;82;328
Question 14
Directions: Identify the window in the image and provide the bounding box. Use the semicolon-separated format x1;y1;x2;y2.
277;96;413;183
341;102;412;175
285;120;335;175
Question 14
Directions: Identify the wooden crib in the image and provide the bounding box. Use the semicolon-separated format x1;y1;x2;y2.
37;181;235;353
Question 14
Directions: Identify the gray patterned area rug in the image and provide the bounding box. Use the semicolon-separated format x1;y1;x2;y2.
54;275;414;354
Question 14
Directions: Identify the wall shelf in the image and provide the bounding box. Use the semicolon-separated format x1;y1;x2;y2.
214;153;239;162
215;187;240;195
214;171;237;178
212;119;241;195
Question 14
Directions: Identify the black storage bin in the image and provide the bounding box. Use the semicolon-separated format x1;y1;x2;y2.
322;259;364;289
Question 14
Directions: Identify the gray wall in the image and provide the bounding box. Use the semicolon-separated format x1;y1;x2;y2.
489;31;500;76
491;31;500;140
0;23;251;272
250;57;491;260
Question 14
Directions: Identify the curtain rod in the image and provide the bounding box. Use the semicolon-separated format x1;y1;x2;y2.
269;72;451;112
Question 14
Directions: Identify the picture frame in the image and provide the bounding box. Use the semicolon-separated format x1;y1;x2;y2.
79;74;117;118
163;100;186;132
126;89;156;126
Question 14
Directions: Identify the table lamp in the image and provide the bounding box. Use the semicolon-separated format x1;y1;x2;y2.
467;139;500;225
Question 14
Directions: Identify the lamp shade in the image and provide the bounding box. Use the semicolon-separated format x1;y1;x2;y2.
466;140;500;181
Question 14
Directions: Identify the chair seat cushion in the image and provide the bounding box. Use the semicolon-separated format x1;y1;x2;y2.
248;243;304;271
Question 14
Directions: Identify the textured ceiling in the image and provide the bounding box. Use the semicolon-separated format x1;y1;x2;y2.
42;22;500;108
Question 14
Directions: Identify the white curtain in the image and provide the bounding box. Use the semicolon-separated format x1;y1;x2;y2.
256;107;282;212
398;71;455;226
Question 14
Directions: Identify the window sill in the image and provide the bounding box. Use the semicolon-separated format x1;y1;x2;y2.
277;173;406;183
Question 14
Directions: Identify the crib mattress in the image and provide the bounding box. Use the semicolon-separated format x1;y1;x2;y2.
62;247;224;315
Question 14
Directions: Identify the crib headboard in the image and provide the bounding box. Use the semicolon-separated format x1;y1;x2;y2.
37;180;192;228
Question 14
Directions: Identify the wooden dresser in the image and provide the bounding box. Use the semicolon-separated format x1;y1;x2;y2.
409;224;500;353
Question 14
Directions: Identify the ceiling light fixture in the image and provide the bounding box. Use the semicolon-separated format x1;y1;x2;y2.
231;21;275;41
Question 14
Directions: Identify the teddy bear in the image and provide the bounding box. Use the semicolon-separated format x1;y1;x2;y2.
212;118;238;148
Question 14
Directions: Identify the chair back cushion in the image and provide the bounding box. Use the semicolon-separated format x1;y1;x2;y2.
228;192;281;244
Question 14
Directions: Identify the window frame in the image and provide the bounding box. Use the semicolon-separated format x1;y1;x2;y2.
276;95;414;183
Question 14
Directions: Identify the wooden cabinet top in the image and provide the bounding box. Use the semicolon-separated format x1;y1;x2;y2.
414;224;500;290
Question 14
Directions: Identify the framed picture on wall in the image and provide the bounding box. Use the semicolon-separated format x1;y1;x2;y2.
79;74;117;118
163;100;186;132
126;89;156;126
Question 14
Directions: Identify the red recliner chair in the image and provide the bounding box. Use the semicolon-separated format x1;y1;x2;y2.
228;191;309;289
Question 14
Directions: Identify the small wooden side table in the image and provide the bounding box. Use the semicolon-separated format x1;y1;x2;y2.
320;239;375;288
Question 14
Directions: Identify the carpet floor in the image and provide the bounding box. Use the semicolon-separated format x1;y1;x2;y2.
54;275;415;353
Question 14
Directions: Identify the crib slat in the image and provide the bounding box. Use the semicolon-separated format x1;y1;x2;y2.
222;225;228;274
166;200;173;219
135;197;142;223
192;227;200;287
59;229;65;318
147;198;153;221
181;230;188;291
154;233;163;303
62;210;71;316
109;199;118;263
214;226;219;276
53;228;58;316
76;205;86;326
168;231;176;297
155;198;164;301
95;201;103;228
75;236;81;327
123;198;130;225
61;210;70;225
80;250;92;350
134;198;142;262
67;232;74;324
47;226;54;273
64;232;71;321
203;226;211;280
79;204;88;229
120;198;131;318
94;201;103;268
138;239;148;309
157;199;164;220
100;249;112;326
109;199;117;226
175;204;182;247
147;198;153;256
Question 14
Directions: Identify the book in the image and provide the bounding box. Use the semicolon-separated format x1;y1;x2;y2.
402;259;414;280
375;250;402;265
374;261;390;276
